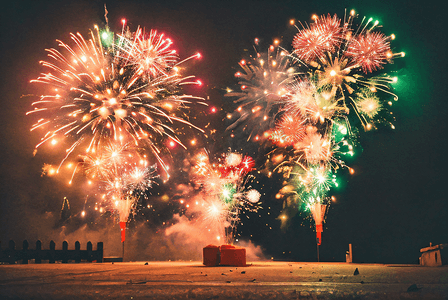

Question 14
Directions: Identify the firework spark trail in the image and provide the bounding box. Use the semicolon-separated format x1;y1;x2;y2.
227;10;404;241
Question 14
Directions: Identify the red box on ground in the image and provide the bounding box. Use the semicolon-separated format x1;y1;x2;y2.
219;244;246;267
203;245;220;266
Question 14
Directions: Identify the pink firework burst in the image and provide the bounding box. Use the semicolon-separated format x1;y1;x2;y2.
345;31;391;73
122;29;177;78
292;14;343;62
281;79;316;116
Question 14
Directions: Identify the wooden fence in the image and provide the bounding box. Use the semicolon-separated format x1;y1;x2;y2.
0;240;103;264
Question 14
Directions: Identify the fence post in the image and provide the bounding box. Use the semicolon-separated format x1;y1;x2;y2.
35;240;42;264
8;240;16;264
22;240;29;264
49;240;55;263
96;242;103;263
75;241;81;263
87;242;92;262
62;241;68;263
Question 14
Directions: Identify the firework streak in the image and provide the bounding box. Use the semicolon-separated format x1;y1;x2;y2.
226;10;404;243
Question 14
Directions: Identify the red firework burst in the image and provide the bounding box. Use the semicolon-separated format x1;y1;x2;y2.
292;14;342;62
275;112;307;144
239;156;255;174
345;31;391;73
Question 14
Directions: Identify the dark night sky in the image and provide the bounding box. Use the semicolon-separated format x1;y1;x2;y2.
1;0;447;264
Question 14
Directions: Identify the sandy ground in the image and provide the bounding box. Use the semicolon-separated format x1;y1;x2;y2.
1;261;448;299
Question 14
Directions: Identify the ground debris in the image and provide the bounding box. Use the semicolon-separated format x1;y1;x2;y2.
407;283;422;292
126;280;146;285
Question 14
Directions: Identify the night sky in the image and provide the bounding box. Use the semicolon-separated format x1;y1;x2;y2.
1;0;447;264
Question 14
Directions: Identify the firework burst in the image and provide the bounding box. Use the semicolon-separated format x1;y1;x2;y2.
292;14;343;63
118;28;178;78
225;44;299;140
345;31;392;74
270;112;307;146
28;21;205;177
352;88;384;129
